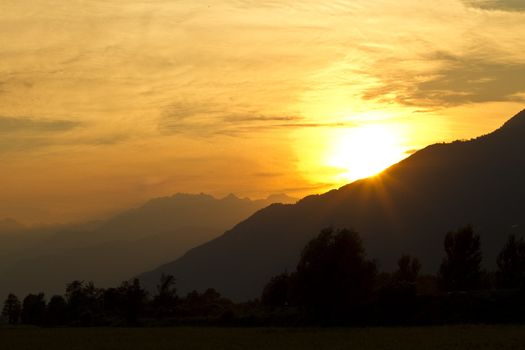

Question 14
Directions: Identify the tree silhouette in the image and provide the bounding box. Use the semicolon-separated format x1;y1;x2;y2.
2;294;21;325
389;254;421;299
438;225;482;291
261;272;290;307
46;295;68;325
65;280;101;325
116;279;148;324
21;293;46;325
379;255;422;323
201;288;221;304
178;288;231;318
152;274;178;317
496;235;525;289
293;228;377;315
101;287;120;316
394;255;421;283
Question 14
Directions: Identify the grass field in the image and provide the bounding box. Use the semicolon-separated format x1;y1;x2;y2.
1;325;525;350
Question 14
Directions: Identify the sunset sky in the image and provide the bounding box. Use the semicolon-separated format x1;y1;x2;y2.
1;0;524;224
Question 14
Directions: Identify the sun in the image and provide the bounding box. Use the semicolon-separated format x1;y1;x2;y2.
325;124;407;182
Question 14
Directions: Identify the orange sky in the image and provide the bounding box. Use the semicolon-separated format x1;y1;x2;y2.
1;0;524;224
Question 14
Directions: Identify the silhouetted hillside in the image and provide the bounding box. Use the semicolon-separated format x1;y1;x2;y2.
0;193;295;297
140;109;525;301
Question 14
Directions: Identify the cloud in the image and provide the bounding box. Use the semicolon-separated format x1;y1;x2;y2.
0;116;83;154
159;102;357;137
222;115;302;123
0;116;81;134
0;133;130;155
252;171;285;178
363;53;525;107
464;0;525;11
212;121;359;137
0;116;130;155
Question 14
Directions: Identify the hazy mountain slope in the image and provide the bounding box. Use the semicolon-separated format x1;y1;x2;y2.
140;110;525;301
0;227;217;297
0;218;25;233
0;193;294;297
29;193;295;252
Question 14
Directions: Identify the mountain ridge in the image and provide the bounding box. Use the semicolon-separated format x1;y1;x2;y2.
0;218;25;233
139;109;525;301
0;192;295;297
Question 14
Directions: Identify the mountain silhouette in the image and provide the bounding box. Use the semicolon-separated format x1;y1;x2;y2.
0;193;295;297
0;218;25;233
139;109;525;301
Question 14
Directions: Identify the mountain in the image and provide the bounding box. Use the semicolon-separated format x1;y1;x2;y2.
25;193;295;252
140;109;525;301
0;193;295;297
0;218;25;233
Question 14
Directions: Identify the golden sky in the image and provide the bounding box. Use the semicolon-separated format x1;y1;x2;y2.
1;0;524;224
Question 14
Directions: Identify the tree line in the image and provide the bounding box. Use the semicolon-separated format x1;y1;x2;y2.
2;225;525;326
261;226;525;324
1;275;234;326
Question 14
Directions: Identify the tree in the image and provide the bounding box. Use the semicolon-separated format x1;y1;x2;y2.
378;255;422;323
261;272;290;307
496;235;525;289
46;295;68;325
292;228;377;315
438;225;483;291
2;294;21;325
65;280;101;325
21;293;46;325
152;274;178;317
394;255;421;283
387;254;422;300
180;288;229;318
201;288;221;304
115;279;148;324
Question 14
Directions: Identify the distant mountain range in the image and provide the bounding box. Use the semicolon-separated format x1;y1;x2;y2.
0;218;25;233
0;193;295;297
139;109;525;301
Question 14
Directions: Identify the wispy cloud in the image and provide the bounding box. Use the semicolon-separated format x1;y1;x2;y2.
464;0;525;11
0;116;131;155
159;101;358;137
0;116;81;134
0;116;82;153
222;115;302;123
363;53;525;107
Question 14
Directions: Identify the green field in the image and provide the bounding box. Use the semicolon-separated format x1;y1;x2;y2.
1;326;525;350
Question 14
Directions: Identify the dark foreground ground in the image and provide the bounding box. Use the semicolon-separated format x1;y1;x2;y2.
1;325;525;350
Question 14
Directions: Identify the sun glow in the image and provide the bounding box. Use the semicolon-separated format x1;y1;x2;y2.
325;124;408;182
